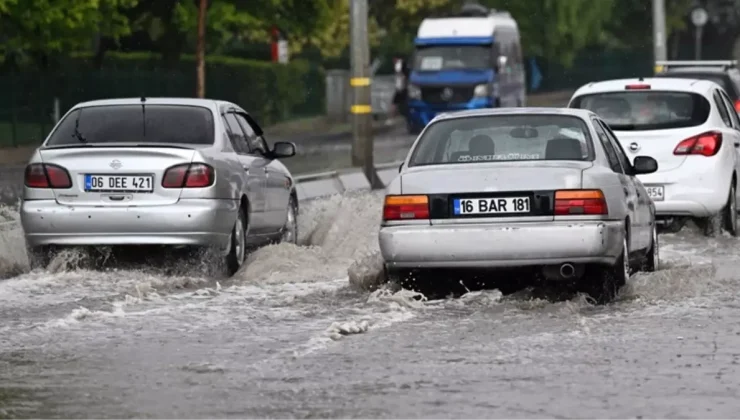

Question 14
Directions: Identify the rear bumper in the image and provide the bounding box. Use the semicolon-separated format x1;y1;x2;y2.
379;220;624;269
637;159;732;218
21;198;238;247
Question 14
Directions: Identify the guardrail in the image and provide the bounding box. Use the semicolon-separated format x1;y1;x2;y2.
0;161;404;231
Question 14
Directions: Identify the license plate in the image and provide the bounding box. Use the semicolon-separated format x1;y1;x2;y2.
84;175;154;192
453;196;530;215
645;186;664;201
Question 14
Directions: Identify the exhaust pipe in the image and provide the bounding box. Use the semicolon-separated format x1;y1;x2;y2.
559;263;576;279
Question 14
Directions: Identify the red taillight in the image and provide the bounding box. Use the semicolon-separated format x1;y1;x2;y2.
24;163;72;189
625;84;651;90
554;190;608;216
162;163;215;188
382;195;429;221
673;131;722;157
734;99;740;113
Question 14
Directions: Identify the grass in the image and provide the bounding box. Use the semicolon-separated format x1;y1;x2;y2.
0;89;576;166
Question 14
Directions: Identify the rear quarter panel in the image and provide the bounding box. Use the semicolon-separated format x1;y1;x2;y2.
179;130;246;202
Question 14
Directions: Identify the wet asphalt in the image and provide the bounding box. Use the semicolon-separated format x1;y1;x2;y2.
2;127;740;418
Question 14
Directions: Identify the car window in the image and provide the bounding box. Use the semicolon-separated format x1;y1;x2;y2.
223;113;250;154
243;113;271;153
713;90;732;127
599;120;632;172
47;105;215;146
408;114;593;167
591;118;624;174
570;91;711;131
233;113;266;155
718;89;740;128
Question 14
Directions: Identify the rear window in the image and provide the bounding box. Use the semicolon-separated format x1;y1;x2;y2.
46;104;215;146
408;114;593;167
570;91;710;131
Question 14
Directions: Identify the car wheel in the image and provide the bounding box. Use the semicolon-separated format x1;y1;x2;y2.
280;195;299;245
641;222;659;272
580;235;629;305
225;208;247;276
723;182;738;237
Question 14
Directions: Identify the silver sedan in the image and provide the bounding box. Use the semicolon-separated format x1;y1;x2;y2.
21;97;299;276
379;108;660;303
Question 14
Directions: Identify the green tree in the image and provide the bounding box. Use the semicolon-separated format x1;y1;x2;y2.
0;0;138;66
481;0;617;67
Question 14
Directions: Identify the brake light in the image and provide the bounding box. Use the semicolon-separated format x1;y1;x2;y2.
673;131;722;157
625;84;651;90
734;99;740;113
382;195;429;220
24;163;72;189
162;163;215;188
554;190;608;215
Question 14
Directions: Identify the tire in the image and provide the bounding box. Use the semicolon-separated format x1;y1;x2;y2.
281;195;299;245
724;182;738;237
224;208;248;276
641;222;659;272
580;235;629;305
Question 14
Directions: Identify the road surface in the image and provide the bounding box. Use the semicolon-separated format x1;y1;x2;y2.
2;186;740;417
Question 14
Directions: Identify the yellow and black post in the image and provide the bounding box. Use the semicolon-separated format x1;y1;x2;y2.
349;0;382;189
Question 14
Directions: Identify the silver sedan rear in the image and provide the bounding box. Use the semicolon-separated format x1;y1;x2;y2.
379;108;660;303
20;98;299;276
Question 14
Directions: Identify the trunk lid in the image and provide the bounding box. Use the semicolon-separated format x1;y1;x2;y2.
38;145;196;207
613;128;698;171
401;161;590;223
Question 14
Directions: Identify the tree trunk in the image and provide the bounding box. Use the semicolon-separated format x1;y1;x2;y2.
196;0;208;98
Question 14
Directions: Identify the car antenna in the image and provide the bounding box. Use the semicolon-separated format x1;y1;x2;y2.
140;96;146;137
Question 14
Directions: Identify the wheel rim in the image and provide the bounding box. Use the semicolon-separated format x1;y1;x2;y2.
282;203;297;244
622;238;630;280
234;215;246;264
652;224;659;270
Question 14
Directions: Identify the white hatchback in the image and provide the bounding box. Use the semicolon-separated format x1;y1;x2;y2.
568;77;740;236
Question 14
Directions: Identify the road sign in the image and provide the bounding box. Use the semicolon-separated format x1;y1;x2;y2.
691;7;708;27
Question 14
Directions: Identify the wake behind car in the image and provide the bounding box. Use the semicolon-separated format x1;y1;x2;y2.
379;108;659;304
568;77;740;236
21;97;299;276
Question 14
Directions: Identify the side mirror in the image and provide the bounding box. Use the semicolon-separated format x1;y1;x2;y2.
633;155;658;175
270;141;296;159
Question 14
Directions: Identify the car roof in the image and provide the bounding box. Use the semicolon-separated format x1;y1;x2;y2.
432;107;595;123
660;67;730;74
70;97;237;111
571;77;719;98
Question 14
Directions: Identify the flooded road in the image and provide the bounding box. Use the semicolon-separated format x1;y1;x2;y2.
2;185;740;418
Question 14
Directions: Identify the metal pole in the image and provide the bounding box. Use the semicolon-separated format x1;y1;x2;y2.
652;0;667;73
349;0;381;189
195;0;208;98
695;26;703;60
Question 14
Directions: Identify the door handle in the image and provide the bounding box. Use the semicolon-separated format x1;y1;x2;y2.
243;166;250;174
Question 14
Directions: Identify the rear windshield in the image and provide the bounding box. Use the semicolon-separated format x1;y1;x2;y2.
569;91;711;131
408;114;593;167
46;104;215;146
